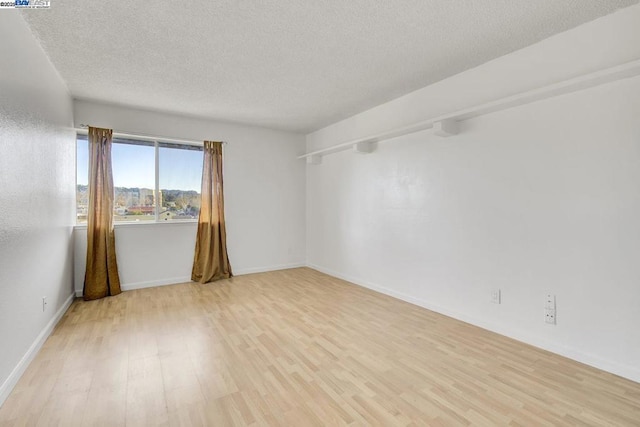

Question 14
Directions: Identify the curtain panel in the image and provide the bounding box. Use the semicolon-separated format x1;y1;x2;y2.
84;126;122;300
192;141;232;283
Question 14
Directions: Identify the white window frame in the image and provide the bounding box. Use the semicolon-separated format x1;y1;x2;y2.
76;131;204;225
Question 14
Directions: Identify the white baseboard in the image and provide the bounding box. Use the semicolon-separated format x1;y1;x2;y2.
76;277;192;296
233;262;306;276
74;263;307;297
121;276;192;292
0;293;75;408
307;263;640;384
76;276;191;298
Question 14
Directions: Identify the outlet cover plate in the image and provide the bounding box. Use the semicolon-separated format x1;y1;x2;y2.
491;289;501;304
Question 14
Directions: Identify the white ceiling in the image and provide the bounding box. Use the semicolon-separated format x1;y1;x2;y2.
21;0;637;133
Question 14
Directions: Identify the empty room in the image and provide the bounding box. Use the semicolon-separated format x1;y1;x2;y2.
1;1;640;425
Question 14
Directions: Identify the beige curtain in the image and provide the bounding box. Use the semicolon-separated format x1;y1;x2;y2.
84;127;122;301
192;141;232;283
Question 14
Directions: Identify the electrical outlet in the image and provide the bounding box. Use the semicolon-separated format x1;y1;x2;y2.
42;296;47;312
545;308;556;324
545;294;555;309
545;294;556;324
491;289;501;304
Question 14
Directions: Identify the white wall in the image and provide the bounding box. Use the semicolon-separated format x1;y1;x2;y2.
306;5;640;383
73;100;306;295
307;4;640;152
0;13;75;404
74;223;198;293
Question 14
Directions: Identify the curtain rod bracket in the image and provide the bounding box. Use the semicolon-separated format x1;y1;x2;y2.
75;125;228;146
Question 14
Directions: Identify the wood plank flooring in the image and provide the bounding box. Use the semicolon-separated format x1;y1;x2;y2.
1;267;639;426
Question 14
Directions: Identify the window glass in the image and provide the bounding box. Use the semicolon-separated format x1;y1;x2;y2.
76;135;89;223
159;143;203;221
76;135;202;224
112;139;156;222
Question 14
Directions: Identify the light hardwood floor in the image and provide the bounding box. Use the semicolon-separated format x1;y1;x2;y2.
1;268;639;426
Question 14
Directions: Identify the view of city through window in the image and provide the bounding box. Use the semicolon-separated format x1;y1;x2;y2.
77;137;203;223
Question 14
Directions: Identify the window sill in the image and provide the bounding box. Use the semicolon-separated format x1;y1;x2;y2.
74;220;198;230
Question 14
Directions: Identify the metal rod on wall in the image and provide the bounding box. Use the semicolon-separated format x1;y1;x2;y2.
75;124;228;147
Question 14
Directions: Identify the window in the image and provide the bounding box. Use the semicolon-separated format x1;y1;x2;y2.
76;134;203;223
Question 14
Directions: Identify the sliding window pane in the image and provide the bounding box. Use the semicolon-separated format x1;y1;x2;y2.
112;140;156;222
158;143;203;221
76;135;89;223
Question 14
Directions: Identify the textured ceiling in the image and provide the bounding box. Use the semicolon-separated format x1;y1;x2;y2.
21;0;637;133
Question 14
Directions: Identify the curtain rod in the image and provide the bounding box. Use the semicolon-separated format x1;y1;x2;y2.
75;124;227;146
